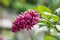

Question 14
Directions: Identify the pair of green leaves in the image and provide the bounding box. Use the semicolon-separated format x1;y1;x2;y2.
34;6;59;22
34;6;59;28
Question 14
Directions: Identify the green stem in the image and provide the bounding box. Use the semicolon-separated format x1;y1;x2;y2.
54;26;60;32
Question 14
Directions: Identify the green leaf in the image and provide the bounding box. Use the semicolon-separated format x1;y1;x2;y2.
41;12;52;19
34;6;52;14
52;15;59;22
39;19;53;28
39;19;48;24
44;35;57;40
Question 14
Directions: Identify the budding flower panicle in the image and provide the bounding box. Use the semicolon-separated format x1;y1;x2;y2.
12;10;39;33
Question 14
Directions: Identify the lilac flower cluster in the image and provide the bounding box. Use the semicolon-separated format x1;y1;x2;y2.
12;9;39;32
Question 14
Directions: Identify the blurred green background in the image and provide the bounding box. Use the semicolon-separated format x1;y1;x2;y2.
0;0;60;40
